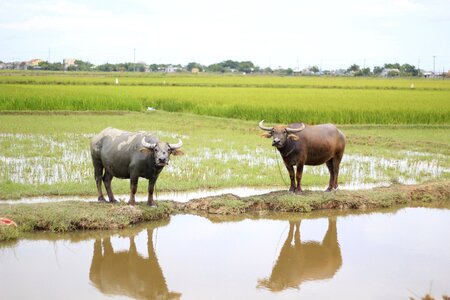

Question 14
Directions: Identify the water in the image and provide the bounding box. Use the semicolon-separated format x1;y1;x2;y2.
1;207;449;299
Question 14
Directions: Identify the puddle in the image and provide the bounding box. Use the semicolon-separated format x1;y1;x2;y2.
1;207;449;299
0;134;448;190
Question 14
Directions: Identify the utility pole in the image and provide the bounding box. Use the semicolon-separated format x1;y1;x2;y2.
433;55;436;75
134;48;136;72
48;48;51;62
417;59;420;77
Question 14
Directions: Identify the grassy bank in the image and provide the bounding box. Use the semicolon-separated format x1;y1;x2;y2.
1;180;449;242
0;201;173;241
177;181;450;214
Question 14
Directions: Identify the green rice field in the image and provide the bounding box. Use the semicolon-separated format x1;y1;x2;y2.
0;72;449;124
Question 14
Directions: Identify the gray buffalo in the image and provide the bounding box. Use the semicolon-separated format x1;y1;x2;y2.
90;127;183;206
259;120;346;192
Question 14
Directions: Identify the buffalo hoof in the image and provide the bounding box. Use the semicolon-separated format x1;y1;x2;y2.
98;196;107;202
289;187;296;192
109;198;118;203
147;202;157;207
295;190;303;194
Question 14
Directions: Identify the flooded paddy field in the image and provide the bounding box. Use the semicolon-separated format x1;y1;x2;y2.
0;112;449;201
1;207;449;299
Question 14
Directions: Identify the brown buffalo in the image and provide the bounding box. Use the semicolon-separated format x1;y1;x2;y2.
258;218;342;291
259;120;346;192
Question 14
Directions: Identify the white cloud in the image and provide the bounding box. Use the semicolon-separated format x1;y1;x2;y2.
0;0;449;70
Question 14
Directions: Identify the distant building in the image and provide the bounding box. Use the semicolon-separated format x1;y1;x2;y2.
27;59;42;67
63;58;76;70
381;68;400;77
165;65;179;73
191;67;199;74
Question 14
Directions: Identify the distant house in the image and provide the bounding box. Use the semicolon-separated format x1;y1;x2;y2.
191;67;199;74
27;59;42;67
165;65;179;73
63;58;76;70
381;68;400;77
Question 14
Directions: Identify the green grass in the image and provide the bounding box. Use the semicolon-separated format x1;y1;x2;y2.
2;71;450;90
180;181;450;215
0;200;173;241
0;83;449;124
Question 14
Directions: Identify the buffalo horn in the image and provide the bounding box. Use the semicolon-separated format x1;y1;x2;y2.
259;120;273;131
141;137;156;149
286;123;305;133
168;139;183;150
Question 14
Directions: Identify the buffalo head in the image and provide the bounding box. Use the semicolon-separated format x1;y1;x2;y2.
141;138;183;167
259;120;305;148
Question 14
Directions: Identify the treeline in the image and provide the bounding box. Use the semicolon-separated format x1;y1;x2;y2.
3;58;440;77
345;63;420;77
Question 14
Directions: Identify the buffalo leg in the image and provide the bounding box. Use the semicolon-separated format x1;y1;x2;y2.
294;221;301;245
103;171;117;203
332;154;343;189
325;159;335;192
92;158;106;202
285;165;296;192
147;179;157;207
295;163;304;193
129;177;139;205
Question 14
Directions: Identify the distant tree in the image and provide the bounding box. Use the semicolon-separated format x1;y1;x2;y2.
263;67;273;73
136;63;147;72
206;63;226;73
309;65;320;73
38;61;63;71
400;63;418;76
384;63;401;70
238;61;254;73
186;62;203;72
373;66;383;75
95;63;115;72
222;60;240;70
286;68;293;75
360;67;371;76
74;60;94;71
347;64;360;73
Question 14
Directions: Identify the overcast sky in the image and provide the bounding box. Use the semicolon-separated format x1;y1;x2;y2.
1;0;449;71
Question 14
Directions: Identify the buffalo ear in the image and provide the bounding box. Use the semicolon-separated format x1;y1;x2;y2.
287;134;299;141
139;148;152;155
171;149;184;156
261;133;272;138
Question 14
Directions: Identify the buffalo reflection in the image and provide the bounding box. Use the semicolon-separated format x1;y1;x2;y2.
89;228;180;300
258;218;342;291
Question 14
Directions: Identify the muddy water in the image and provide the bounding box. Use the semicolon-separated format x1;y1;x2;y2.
1;207;449;299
